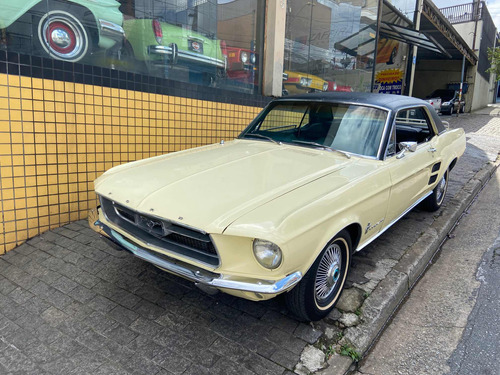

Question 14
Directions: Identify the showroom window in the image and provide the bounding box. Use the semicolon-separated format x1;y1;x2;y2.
283;0;379;95
1;0;262;93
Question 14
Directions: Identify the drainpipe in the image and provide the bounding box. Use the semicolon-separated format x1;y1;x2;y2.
408;0;423;97
491;32;498;103
458;54;465;116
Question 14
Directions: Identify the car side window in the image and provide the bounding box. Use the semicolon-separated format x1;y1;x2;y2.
394;107;435;146
386;123;397;157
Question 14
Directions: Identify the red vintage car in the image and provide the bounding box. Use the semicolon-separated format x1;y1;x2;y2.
223;43;257;85
327;81;353;92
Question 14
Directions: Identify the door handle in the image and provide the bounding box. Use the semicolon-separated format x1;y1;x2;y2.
428;147;437;153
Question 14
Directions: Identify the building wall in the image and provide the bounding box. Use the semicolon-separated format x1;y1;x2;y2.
412;59;464;99
0;69;263;254
470;67;493;110
452;21;482;51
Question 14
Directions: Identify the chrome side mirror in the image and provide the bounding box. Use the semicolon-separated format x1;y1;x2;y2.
396;141;417;159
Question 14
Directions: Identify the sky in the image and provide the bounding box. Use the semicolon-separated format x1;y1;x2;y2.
433;0;500;30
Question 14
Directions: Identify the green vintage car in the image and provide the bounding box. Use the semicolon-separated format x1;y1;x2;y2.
121;18;225;85
1;0;124;62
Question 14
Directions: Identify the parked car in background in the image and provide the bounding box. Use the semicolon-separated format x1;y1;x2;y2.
425;89;464;115
440;91;465;115
283;70;328;95
121;18;225;85
424;96;442;113
90;92;466;321
1;0;124;62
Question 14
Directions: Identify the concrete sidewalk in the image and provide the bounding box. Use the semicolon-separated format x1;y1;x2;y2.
0;109;498;375
355;164;500;375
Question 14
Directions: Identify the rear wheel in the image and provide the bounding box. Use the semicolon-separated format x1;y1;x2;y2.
36;8;91;62
422;170;448;211
286;230;351;321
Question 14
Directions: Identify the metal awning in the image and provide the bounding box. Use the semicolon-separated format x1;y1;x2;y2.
380;22;451;57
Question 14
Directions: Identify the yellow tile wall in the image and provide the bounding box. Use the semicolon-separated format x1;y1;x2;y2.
0;73;262;253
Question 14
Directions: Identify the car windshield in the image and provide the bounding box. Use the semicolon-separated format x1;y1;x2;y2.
240;101;388;158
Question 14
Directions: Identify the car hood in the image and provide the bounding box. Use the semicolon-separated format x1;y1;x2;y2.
95;140;356;234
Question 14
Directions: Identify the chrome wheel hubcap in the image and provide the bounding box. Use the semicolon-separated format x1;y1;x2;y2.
50;28;72;49
41;15;84;60
315;244;342;302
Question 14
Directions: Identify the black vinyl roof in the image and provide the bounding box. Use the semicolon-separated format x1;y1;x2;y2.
276;92;432;112
274;92;446;134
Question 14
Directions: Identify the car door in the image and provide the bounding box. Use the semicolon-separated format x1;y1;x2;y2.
383;106;442;225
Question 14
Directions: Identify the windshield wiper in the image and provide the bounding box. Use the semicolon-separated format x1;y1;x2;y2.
242;133;280;144
289;140;351;159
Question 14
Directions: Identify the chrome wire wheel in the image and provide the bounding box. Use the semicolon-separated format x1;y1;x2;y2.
38;10;89;62
314;243;342;304
436;172;447;206
285;230;351;321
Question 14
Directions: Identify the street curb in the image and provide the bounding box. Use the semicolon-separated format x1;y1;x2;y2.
321;158;500;375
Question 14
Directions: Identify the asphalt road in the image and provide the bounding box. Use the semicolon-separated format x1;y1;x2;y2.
354;167;500;375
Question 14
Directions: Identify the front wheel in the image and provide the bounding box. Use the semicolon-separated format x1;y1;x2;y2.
286;230;351;321
422;170;448;211
37;9;91;62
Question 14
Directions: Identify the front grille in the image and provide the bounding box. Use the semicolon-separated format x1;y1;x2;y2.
100;196;219;266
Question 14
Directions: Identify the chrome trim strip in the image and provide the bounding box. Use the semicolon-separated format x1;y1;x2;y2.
94;219;302;294
356;190;433;251
148;46;225;68
98;19;125;41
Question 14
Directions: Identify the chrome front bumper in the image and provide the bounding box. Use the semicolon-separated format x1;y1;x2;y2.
91;216;302;295
98;19;125;42
148;45;226;69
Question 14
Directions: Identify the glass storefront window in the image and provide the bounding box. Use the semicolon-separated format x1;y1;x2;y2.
1;0;262;93
389;0;417;21
373;1;412;95
283;0;379;95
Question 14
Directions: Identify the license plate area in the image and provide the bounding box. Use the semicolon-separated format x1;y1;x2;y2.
189;40;204;54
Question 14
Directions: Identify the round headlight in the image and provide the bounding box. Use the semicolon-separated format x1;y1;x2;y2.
253;239;282;269
241;51;248;63
250;53;256;64
300;77;307;86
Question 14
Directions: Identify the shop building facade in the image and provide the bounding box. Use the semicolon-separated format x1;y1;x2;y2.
0;0;492;252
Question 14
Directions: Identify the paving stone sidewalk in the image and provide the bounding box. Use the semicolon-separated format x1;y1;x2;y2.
0;110;498;375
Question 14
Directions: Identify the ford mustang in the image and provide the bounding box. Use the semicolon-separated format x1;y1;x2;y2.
89;92;466;321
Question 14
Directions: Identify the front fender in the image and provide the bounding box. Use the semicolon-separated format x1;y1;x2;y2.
0;0;42;28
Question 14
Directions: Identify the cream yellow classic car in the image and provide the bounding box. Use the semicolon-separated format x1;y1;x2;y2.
89;92;466;321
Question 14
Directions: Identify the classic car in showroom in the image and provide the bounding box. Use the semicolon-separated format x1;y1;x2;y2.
224;45;256;84
89;92;466;321
376;37;399;65
283;70;328;95
120;18;225;85
1;0;124;62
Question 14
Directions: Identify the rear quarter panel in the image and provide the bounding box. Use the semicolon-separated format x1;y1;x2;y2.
436;127;466;173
